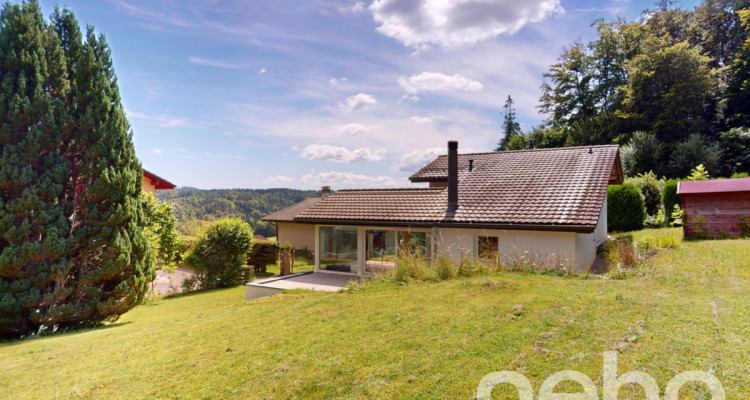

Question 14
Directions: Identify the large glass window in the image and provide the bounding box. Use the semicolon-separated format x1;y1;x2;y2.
398;231;431;261
365;230;397;274
319;226;358;273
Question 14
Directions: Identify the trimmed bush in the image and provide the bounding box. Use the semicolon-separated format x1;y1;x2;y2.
662;179;681;223
607;184;647;232
625;171;662;216
185;218;253;290
248;241;279;274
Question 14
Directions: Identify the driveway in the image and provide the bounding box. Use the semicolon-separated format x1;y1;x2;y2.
152;266;195;295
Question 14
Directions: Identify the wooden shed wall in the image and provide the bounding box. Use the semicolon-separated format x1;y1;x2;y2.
681;192;750;239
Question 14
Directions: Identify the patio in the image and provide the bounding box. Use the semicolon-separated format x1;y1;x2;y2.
245;271;361;300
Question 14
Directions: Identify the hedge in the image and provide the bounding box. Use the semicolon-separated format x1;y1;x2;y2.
607;184;647;232
662;179;681;222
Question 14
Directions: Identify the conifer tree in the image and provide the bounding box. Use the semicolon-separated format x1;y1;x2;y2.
0;1;71;337
496;95;522;151
52;12;153;326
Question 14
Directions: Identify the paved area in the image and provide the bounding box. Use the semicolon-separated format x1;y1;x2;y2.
152;266;195;295
253;272;361;292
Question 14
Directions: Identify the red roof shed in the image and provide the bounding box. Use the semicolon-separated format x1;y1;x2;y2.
677;178;750;239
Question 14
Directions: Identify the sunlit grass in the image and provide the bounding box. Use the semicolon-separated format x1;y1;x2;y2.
1;228;748;399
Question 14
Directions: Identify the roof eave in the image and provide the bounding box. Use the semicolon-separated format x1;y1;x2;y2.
292;218;595;233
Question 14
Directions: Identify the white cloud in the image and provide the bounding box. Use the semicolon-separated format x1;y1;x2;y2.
345;93;377;111
151;148;162;154
369;0;563;47
188;56;247;69
205;153;245;160
300;170;408;189
125;108;191;128
338;123;377;136
339;1;365;13
396;147;443;172
258;67;267;74
301;144;386;163
263;175;293;184
399;72;483;95
410;116;432;123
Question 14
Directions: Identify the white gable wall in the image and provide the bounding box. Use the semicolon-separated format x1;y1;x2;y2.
573;193;608;271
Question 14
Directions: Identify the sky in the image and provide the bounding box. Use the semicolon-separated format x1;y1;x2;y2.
36;0;697;190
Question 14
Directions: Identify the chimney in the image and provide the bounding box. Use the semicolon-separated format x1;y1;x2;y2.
468;159;474;172
528;139;535;150
447;140;458;214
321;186;331;199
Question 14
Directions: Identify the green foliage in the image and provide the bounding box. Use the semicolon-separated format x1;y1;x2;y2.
0;3;151;338
496;95;522;151
719;127;750;174
527;124;568;148
739;215;750;238
726;9;750;128
607;184;647;232
622;38;714;146
661;179;681;223
504;134;530;150
688;164;711;180
185;219;253;290
731;172;749;178
620;132;664;176
670;205;685;226
0;1;71;338
668;134;722;177
156;188;319;238
142;193;181;272
248;241;279;274
625;171;663;215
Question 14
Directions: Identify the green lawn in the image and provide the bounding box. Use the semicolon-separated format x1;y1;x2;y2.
2;229;749;399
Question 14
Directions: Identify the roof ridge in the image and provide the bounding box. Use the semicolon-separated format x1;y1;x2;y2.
334;187;446;192
427;144;619;158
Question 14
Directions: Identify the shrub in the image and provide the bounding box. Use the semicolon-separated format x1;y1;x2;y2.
607;184;647;232
434;254;458;280
602;237;636;270
668;134;722;178
719;127;750;175
625;171;662;216
687;164;710;181
662;179;681;222
732;172;749;178
621;131;664;176
248;241;279;274
393;253;429;282
185;218;253;290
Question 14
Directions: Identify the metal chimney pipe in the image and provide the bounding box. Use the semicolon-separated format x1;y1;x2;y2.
447;141;458;213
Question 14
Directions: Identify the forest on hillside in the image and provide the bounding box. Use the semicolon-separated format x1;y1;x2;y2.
156;188;319;238
500;0;750;179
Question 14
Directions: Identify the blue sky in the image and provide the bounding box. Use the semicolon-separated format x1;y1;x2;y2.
37;0;696;190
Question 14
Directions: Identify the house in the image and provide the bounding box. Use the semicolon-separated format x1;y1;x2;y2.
142;169;176;194
261;195;325;250
677;177;750;239
262;141;622;275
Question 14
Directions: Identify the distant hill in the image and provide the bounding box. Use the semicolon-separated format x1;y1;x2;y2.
156;188;320;238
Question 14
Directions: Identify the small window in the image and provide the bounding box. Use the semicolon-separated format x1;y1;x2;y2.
477;236;499;259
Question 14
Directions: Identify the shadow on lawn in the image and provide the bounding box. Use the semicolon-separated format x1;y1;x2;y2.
0;321;134;347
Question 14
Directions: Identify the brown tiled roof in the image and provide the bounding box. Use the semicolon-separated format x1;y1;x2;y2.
294;145;620;232
296;188;447;221
261;197;322;222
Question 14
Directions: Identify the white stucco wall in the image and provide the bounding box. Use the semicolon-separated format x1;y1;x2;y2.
436;227;578;269
277;222;315;250
573;194;608;271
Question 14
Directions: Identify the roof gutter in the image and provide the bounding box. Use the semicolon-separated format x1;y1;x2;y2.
292;218;595;233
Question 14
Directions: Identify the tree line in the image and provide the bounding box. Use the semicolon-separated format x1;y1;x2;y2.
156;188;320;238
498;0;750;178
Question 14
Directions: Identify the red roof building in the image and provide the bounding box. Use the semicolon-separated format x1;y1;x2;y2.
142;169;176;194
678;178;750;239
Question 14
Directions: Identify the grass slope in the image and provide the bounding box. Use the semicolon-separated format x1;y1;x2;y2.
2;230;749;399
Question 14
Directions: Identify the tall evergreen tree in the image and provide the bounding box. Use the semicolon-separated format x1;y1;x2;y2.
52;13;153;327
0;1;71;337
0;3;153;338
496;95;522;150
